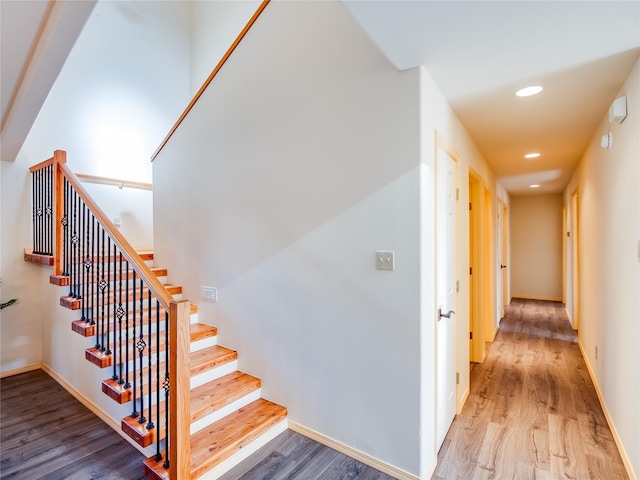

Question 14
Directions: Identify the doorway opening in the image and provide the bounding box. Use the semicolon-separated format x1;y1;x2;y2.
468;171;494;363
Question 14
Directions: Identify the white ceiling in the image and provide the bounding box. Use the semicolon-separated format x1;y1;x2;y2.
342;0;640;195
0;0;95;162
2;0;639;195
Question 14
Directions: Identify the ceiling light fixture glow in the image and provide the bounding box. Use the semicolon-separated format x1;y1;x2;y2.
516;86;543;97
524;153;540;158
529;184;541;188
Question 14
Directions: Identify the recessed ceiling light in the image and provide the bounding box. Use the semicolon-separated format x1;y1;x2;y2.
524;153;540;158
516;86;543;97
529;184;540;188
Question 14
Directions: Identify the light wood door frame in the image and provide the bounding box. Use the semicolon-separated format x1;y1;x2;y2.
483;186;495;341
468;170;492;362
570;189;580;331
498;198;509;318
562;205;567;305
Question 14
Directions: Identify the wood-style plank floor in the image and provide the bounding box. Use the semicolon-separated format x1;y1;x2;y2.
1;370;394;480
219;429;396;479
0;369;146;480
432;298;629;480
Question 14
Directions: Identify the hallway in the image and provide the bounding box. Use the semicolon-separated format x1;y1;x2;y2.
432;298;628;479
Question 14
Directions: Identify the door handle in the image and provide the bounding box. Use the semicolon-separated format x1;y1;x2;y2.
500;264;507;269
438;308;455;320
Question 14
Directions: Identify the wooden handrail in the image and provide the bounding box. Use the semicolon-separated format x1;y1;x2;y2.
58;162;172;308
28;156;54;173
76;173;152;191
151;0;270;162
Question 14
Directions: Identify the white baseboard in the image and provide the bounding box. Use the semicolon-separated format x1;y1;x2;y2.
577;340;637;480
41;363;153;457
458;384;470;415
289;421;420;480
0;363;42;378
512;295;563;302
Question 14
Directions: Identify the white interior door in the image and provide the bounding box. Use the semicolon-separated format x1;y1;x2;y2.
436;147;457;450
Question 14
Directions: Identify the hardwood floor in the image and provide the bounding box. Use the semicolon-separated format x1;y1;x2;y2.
1;370;394;480
0;369;146;480
432;298;629;480
219;429;396;480
2;299;627;480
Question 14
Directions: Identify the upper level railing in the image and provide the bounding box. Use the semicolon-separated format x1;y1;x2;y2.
29;150;190;479
151;0;270;162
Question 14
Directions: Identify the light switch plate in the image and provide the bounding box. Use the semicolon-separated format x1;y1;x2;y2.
376;251;395;271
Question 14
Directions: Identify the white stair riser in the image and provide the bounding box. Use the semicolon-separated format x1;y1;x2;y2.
190;336;218;352
191;360;238;390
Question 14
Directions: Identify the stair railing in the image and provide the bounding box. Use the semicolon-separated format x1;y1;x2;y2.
29;150;190;479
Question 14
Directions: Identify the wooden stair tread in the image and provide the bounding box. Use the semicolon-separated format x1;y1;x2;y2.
191;398;287;478
59;284;182;310
190;371;260;423
137;251;154;261
51;267;168;287
86;330;165;368
142;399;287;480
190;323;217;342
23;249;54;265
191;345;236;377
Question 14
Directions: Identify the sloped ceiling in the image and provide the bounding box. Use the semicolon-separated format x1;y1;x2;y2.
0;0;95;162
2;0;639;195
342;0;640;194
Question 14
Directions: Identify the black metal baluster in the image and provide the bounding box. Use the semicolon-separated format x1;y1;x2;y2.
62;178;69;277
137;277;147;425
105;239;113;357
31;171;36;254
115;251;124;384
146;287;154;431
70;190;78;298
124;260;131;389
89;214;95;326
131;270;139;419
97;228;106;352
34;170;39;254
94;226;101;350
36;170;42;254
44;167;49;253
48;165;53;255
80;202;87;321
38;169;43;254
163;310;170;469
154;299;161;461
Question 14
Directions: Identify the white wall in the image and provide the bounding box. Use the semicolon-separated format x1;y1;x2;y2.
154;1;424;475
82;182;153;249
564;58;640;477
1;0;190;381
510;194;563;301
190;0;261;95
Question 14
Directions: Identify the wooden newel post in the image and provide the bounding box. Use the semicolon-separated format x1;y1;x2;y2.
169;300;191;479
53;150;66;276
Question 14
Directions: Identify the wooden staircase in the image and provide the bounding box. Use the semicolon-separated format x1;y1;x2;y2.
57;252;287;479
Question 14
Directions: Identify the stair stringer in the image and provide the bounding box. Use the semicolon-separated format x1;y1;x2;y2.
56;255;288;480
